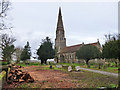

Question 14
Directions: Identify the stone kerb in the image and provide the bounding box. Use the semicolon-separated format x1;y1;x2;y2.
0;71;6;89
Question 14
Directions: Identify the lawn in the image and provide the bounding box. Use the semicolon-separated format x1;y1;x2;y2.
17;62;118;73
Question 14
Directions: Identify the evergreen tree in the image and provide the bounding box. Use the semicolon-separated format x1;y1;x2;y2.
76;45;101;67
0;34;16;63
2;44;15;63
37;37;55;64
102;34;120;63
20;41;31;62
102;34;120;88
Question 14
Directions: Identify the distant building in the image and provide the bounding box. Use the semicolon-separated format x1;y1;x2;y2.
55;7;101;63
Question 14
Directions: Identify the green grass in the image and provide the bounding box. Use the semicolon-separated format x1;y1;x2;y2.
80;65;118;73
41;80;48;83
57;63;118;73
17;62;44;67
18;62;118;73
17;82;42;88
0;62;9;65
68;70;118;88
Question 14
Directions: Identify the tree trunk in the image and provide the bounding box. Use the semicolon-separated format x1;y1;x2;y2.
115;61;118;67
57;57;58;63
45;60;47;64
86;59;90;68
41;60;44;64
118;57;120;88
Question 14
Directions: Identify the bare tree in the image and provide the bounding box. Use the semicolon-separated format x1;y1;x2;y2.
0;33;16;49
104;33;118;42
0;0;12;30
15;47;23;63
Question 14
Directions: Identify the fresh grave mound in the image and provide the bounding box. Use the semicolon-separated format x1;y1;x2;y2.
7;65;34;84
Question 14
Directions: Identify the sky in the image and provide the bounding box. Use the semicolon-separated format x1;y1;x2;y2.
1;0;119;57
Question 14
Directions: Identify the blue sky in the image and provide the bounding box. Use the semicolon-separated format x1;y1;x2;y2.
2;0;118;57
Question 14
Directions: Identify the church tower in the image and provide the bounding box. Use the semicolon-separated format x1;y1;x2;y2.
55;7;66;54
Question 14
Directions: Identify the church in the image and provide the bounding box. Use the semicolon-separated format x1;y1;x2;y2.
55;7;101;63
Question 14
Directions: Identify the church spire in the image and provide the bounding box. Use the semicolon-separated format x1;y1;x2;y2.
55;7;66;55
59;7;61;16
57;7;64;30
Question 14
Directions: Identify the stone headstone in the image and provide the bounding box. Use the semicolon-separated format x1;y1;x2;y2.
56;65;62;68
75;66;80;71
68;66;72;72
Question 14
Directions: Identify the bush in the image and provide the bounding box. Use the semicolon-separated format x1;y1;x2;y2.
71;65;75;71
0;62;8;65
30;62;40;66
62;65;69;70
106;84;118;88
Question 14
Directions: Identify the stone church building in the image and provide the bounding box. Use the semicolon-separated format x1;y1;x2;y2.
55;7;101;63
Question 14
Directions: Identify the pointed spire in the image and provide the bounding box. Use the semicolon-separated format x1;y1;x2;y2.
59;7;61;16
56;7;64;30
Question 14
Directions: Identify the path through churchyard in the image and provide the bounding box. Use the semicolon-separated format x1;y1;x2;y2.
78;67;118;77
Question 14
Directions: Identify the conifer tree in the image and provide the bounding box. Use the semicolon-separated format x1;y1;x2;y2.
20;41;31;62
37;37;55;64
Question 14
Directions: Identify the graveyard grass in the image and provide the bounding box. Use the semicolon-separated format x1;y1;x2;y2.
17;62;118;73
57;63;118;73
12;64;118;88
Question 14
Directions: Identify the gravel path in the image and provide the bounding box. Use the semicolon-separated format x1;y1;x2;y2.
79;67;118;78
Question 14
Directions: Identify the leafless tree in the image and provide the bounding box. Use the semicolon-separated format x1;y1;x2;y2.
15;47;23;63
0;33;16;49
0;0;12;30
104;33;119;42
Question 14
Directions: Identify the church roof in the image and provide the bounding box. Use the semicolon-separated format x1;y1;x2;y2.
60;42;99;53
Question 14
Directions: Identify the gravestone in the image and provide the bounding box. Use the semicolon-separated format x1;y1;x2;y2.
94;64;98;68
68;66;72;72
62;65;69;70
75;66;80;71
25;63;29;66
56;65;62;68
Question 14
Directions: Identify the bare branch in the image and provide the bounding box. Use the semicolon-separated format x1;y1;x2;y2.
0;34;16;49
0;0;12;30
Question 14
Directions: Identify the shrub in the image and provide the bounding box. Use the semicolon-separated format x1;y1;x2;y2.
71;65;75;71
0;62;8;65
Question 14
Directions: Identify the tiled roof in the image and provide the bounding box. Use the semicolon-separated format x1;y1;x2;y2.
60;42;98;53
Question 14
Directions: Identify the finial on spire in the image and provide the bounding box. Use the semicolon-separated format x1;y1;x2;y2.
97;39;99;42
59;7;61;16
59;6;61;10
82;42;84;45
56;6;64;30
